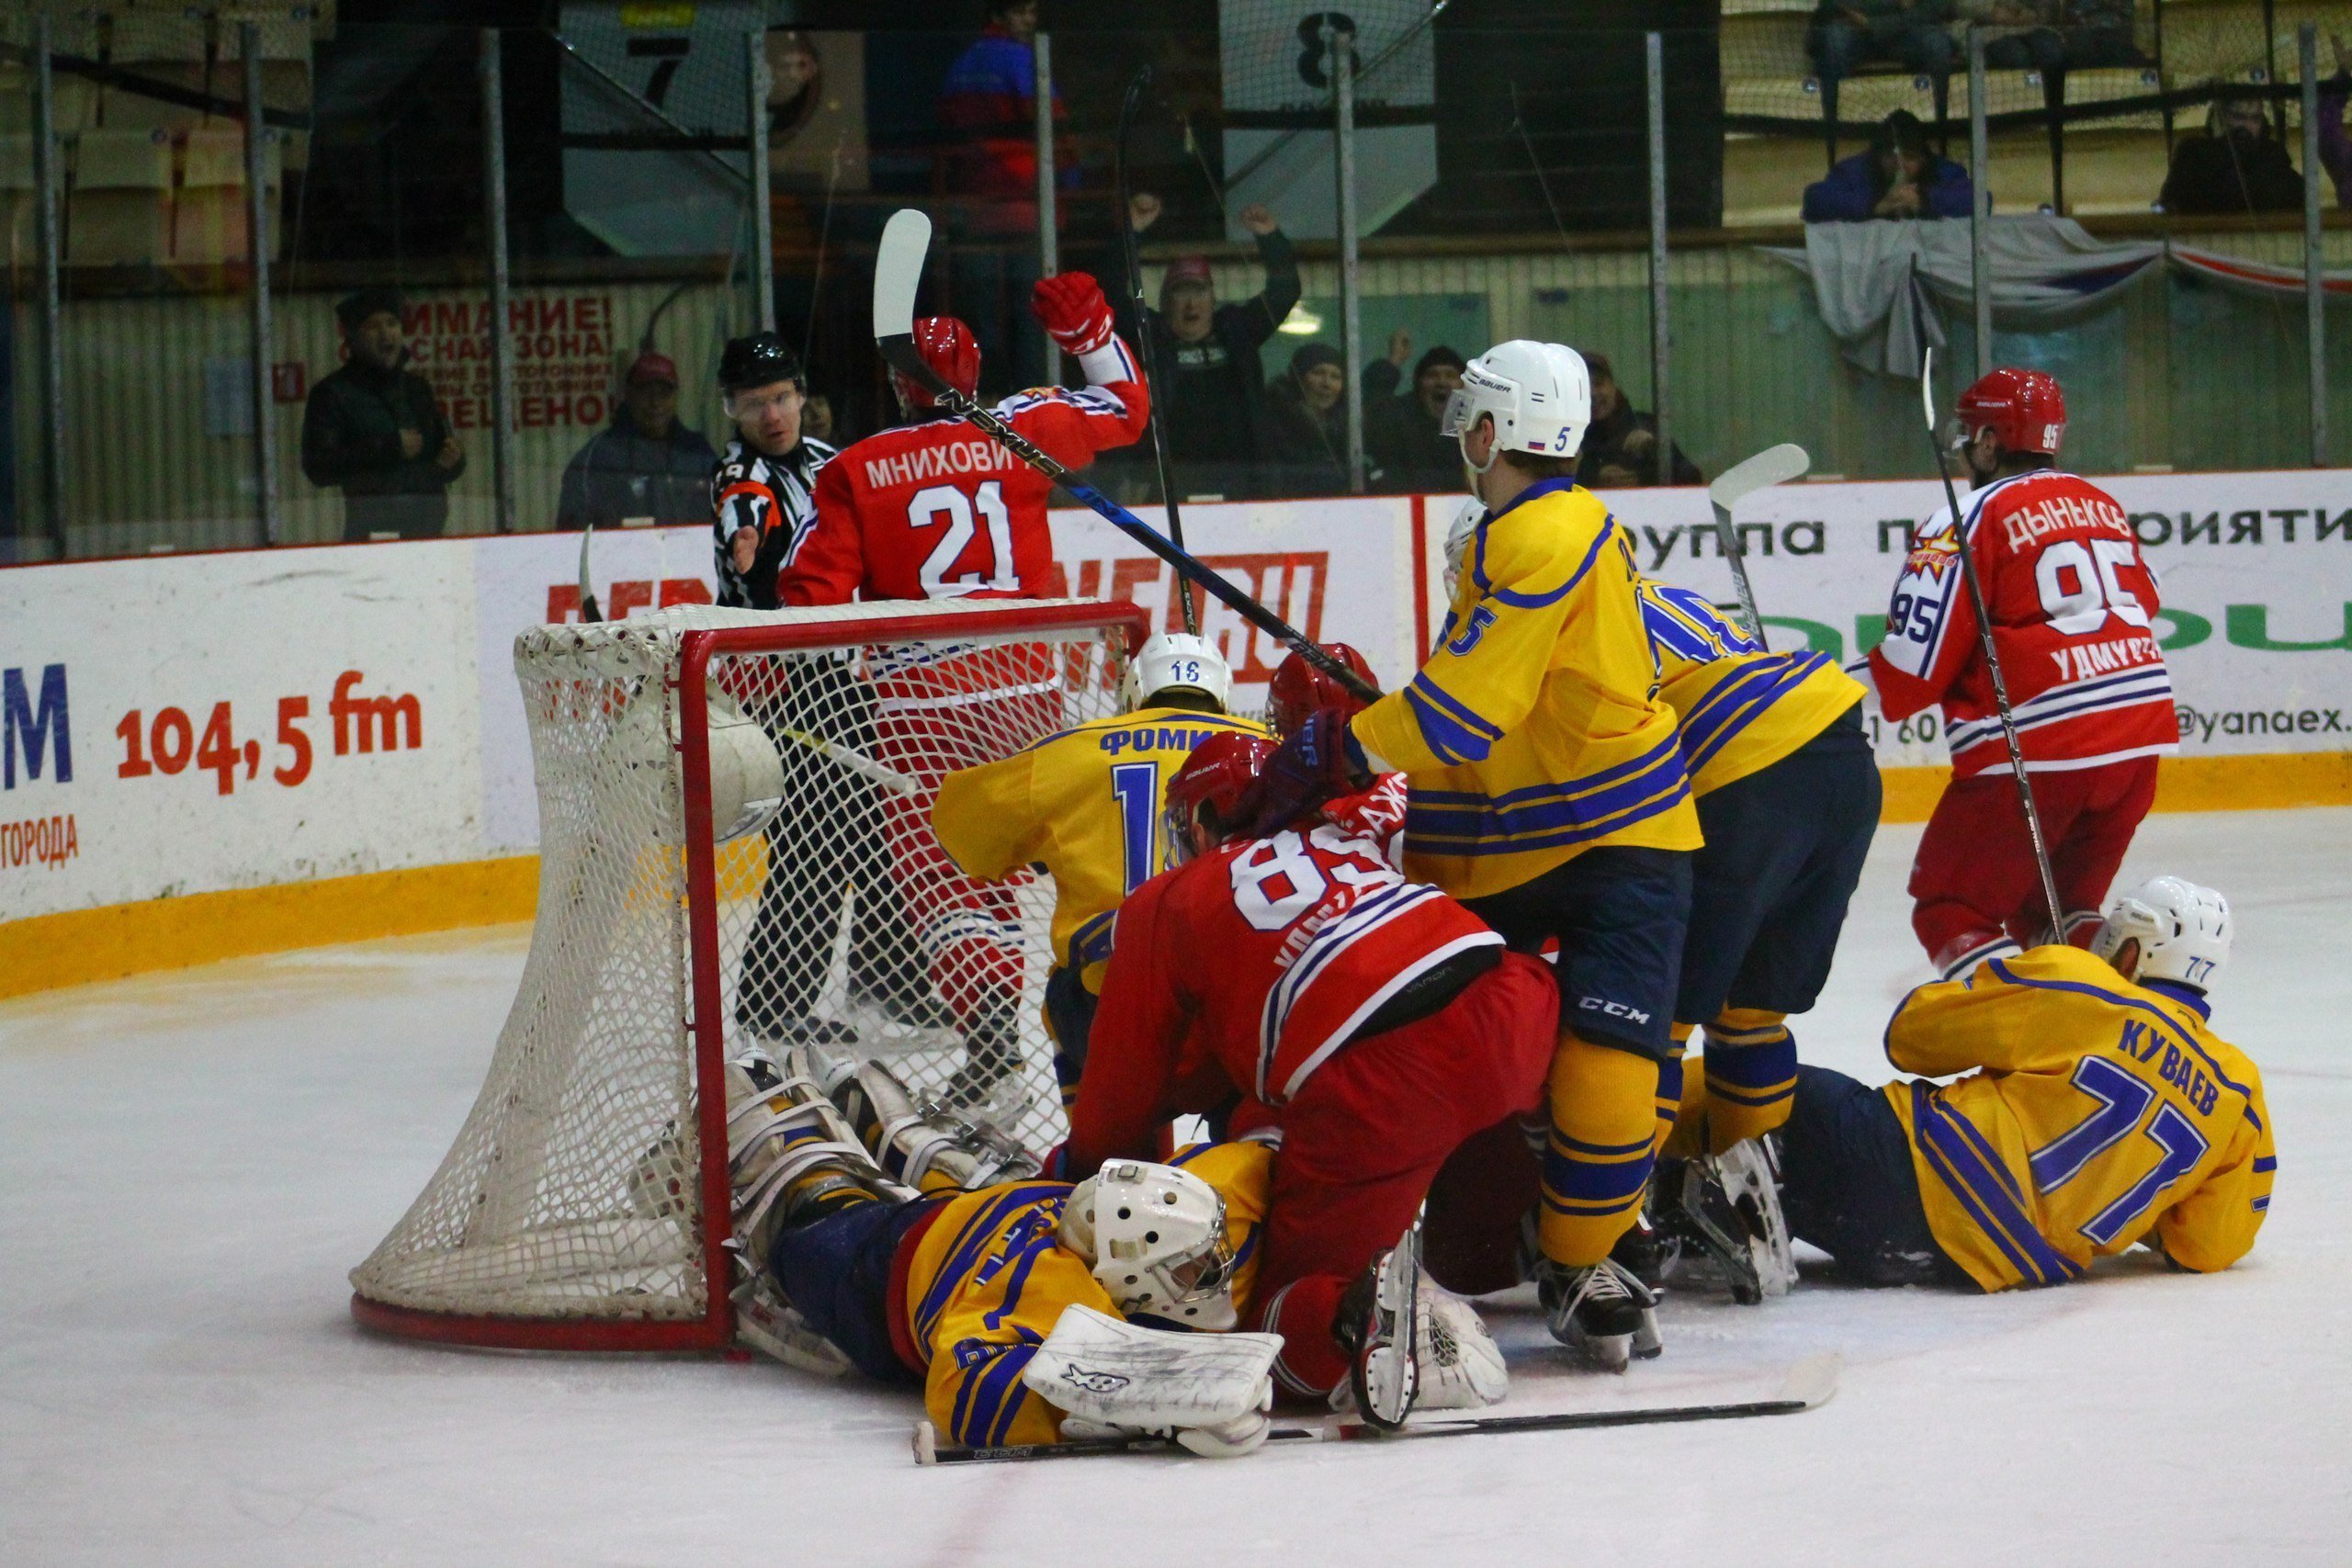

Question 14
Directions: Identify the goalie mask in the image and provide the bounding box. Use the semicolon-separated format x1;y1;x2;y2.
1441;340;1590;474
2092;876;2231;993
1058;1158;1239;1329
1120;631;1233;712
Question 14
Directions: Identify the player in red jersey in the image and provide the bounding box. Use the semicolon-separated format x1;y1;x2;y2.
778;274;1149;1103
1867;367;2179;978
781;273;1146;604
1062;733;1556;1404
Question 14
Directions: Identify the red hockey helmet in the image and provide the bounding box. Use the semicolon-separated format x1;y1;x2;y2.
1267;643;1377;739
1163;730;1276;863
891;316;980;411
1953;367;2066;457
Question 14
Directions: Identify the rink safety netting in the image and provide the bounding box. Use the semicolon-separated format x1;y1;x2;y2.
350;599;1144;1332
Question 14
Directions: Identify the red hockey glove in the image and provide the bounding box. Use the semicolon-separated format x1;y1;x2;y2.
1244;706;1370;837
1032;271;1117;356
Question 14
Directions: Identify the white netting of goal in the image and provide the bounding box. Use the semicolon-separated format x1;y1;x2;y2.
350;598;1148;1346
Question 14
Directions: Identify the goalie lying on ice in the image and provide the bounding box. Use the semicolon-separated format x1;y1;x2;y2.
724;1054;1281;1454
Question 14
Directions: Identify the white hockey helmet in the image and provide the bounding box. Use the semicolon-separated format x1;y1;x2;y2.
1440;340;1592;473
2092;876;2232;992
1058;1158;1239;1329
1119;631;1232;712
597;682;786;847
1442;497;1486;601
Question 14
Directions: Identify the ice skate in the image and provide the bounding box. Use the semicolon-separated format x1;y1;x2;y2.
1537;1256;1661;1372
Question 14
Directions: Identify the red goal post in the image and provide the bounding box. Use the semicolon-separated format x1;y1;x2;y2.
350;597;1154;1353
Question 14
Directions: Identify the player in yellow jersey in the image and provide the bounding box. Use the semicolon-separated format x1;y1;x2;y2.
1631;579;1879;1297
1708;877;2272;1290
1250;341;1702;1370
721;1052;1282;1454
933;632;1269;1103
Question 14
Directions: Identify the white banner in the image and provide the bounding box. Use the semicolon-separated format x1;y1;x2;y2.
1;543;484;919
5;469;2346;924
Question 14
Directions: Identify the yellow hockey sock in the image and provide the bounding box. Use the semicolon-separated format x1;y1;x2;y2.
1662;1055;1712;1160
1702;1008;1797;1156
1538;1031;1660;1269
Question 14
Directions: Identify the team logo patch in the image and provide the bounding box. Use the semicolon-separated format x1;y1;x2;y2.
1058;1364;1132;1396
1904;530;1961;581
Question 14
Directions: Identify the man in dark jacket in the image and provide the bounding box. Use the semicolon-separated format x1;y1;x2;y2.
2160;95;2306;215
1574;350;1702;491
1803;109;1974;222
1115;193;1299;498
301;288;465;540
1363;334;1466;493
556;352;719;529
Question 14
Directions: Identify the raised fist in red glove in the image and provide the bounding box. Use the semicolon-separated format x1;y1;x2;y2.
1245;705;1370;837
1032;270;1116;357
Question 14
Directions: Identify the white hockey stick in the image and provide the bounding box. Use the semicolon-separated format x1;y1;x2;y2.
1705;443;1808;644
775;727;920;797
1918;347;2067;940
913;1353;1841;1464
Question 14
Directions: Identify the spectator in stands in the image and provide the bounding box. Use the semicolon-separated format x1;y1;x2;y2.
1574;350;1702;491
1266;342;1351;496
937;0;1072;394
301;288;465;541
1807;3;1958;161
2159;92;2306;215
1969;1;2143;73
1803;108;1975;221
1363;330;1467;494
2319;32;2352;210
1118;192;1300;499
555;353;718;531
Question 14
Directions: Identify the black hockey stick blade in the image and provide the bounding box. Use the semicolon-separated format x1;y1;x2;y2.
911;1355;1838;1464
869;208;1379;704
1324;1350;1839;1443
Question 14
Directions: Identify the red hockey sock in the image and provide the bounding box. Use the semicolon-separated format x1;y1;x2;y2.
1254;1273;1350;1402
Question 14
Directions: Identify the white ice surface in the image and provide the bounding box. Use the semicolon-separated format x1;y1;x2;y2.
4;810;2349;1566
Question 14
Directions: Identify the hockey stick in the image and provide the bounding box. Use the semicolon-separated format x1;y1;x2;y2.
1706;443;1809;644
873;209;1379;703
577;521;603;624
912;1353;1840;1464
1114;65;1198;636
1919;346;2068;941
775;728;920;797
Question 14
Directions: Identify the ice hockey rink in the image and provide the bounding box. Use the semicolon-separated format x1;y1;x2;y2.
4;807;2346;1568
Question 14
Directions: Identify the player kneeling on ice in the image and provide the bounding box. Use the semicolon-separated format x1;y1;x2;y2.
1671;877;2273;1292
1059;730;1535;1411
722;1049;1281;1454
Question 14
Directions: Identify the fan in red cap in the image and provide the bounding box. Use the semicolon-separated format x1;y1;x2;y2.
773;270;1154;1105
1867;365;2178;980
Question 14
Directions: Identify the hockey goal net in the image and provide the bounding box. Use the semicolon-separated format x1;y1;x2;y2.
350;597;1151;1350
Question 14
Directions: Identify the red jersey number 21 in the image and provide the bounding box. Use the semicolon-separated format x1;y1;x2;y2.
910;480;1015;595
